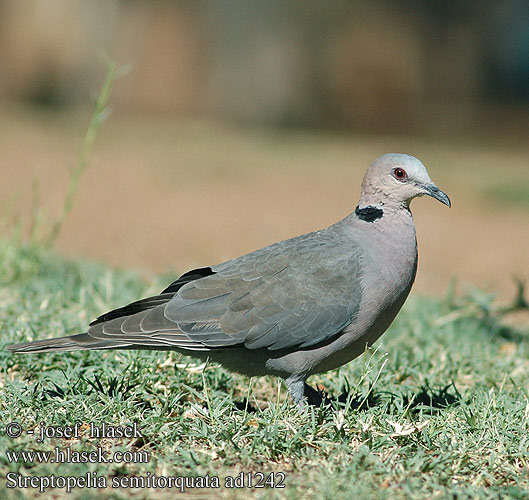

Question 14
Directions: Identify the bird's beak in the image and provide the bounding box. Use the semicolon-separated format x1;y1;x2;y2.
424;184;451;207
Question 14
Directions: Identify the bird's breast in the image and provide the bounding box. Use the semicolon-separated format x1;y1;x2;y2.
323;215;418;362
350;214;418;341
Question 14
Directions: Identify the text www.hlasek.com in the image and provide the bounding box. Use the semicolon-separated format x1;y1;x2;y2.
6;446;149;464
6;446;148;464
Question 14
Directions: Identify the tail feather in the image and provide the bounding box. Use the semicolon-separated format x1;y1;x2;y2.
6;333;133;353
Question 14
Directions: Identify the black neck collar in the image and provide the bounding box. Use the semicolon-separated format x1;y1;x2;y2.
355;205;384;223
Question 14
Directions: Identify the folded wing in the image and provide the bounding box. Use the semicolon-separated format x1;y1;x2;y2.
87;229;364;352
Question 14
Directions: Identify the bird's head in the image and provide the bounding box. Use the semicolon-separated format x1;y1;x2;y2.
360;153;451;209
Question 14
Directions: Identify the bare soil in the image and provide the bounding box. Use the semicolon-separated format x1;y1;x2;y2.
1;106;528;306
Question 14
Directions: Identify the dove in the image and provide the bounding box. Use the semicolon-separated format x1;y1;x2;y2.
7;153;450;405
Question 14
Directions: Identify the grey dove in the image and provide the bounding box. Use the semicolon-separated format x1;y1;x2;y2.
7;153;450;405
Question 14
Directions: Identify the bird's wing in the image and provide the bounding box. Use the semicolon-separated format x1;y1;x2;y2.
87;228;364;352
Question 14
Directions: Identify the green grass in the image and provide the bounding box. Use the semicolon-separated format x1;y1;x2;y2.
1;240;529;500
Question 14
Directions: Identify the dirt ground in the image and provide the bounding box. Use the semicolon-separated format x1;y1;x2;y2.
1;105;528;307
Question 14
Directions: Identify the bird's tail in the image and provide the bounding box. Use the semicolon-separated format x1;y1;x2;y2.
6;333;132;353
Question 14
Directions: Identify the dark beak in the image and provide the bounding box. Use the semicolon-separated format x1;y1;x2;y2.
425;184;451;207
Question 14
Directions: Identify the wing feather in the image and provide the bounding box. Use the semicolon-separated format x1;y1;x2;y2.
83;225;362;353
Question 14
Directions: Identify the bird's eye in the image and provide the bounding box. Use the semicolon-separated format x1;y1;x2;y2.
393;168;408;181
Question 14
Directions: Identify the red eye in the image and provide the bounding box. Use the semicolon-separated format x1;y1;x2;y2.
393;168;407;181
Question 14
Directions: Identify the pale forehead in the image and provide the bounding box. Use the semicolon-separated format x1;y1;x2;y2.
371;153;431;180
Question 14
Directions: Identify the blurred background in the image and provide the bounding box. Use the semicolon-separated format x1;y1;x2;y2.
0;0;528;302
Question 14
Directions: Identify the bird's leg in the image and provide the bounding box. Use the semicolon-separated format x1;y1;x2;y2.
285;376;306;406
285;376;326;407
